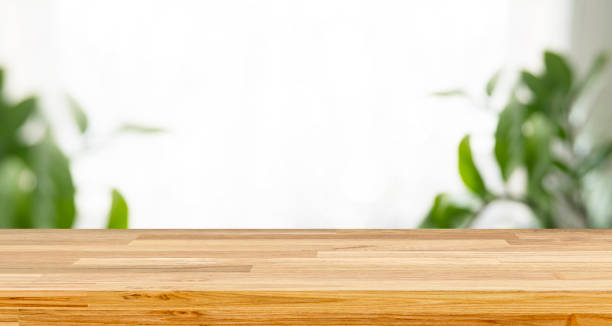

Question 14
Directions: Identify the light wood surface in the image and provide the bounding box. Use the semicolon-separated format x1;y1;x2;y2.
1;229;612;325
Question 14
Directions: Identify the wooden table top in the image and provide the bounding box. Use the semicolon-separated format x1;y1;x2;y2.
2;229;612;325
2;229;612;291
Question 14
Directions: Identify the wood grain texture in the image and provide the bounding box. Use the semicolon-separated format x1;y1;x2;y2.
1;229;612;325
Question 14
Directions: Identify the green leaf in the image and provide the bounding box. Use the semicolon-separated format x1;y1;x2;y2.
0;97;37;139
543;51;573;93
420;193;476;228
0;157;32;228
106;189;128;229
26;135;76;228
485;70;501;97
67;96;89;134
432;89;467;97
583;52;608;85
118;123;165;134
573;52;609;98
523;114;554;180
577;143;612;176
494;99;525;181
12;97;37;126
522;114;556;227
458;135;488;199
521;71;544;100
552;159;575;178
0;68;5;109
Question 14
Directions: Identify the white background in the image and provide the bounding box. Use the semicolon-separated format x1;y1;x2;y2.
0;0;580;228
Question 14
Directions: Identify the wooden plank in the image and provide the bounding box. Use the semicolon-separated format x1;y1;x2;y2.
0;230;612;324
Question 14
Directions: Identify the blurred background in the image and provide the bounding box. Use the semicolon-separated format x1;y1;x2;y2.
0;0;611;228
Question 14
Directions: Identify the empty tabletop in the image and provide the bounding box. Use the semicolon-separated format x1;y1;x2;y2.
1;229;612;325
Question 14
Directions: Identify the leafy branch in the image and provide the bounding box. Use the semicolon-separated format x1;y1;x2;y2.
421;51;609;229
0;67;163;228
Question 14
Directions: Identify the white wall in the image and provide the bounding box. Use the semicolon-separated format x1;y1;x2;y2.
0;0;571;228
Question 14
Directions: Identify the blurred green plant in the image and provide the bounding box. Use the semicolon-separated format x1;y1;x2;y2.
0;67;159;228
421;51;609;228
